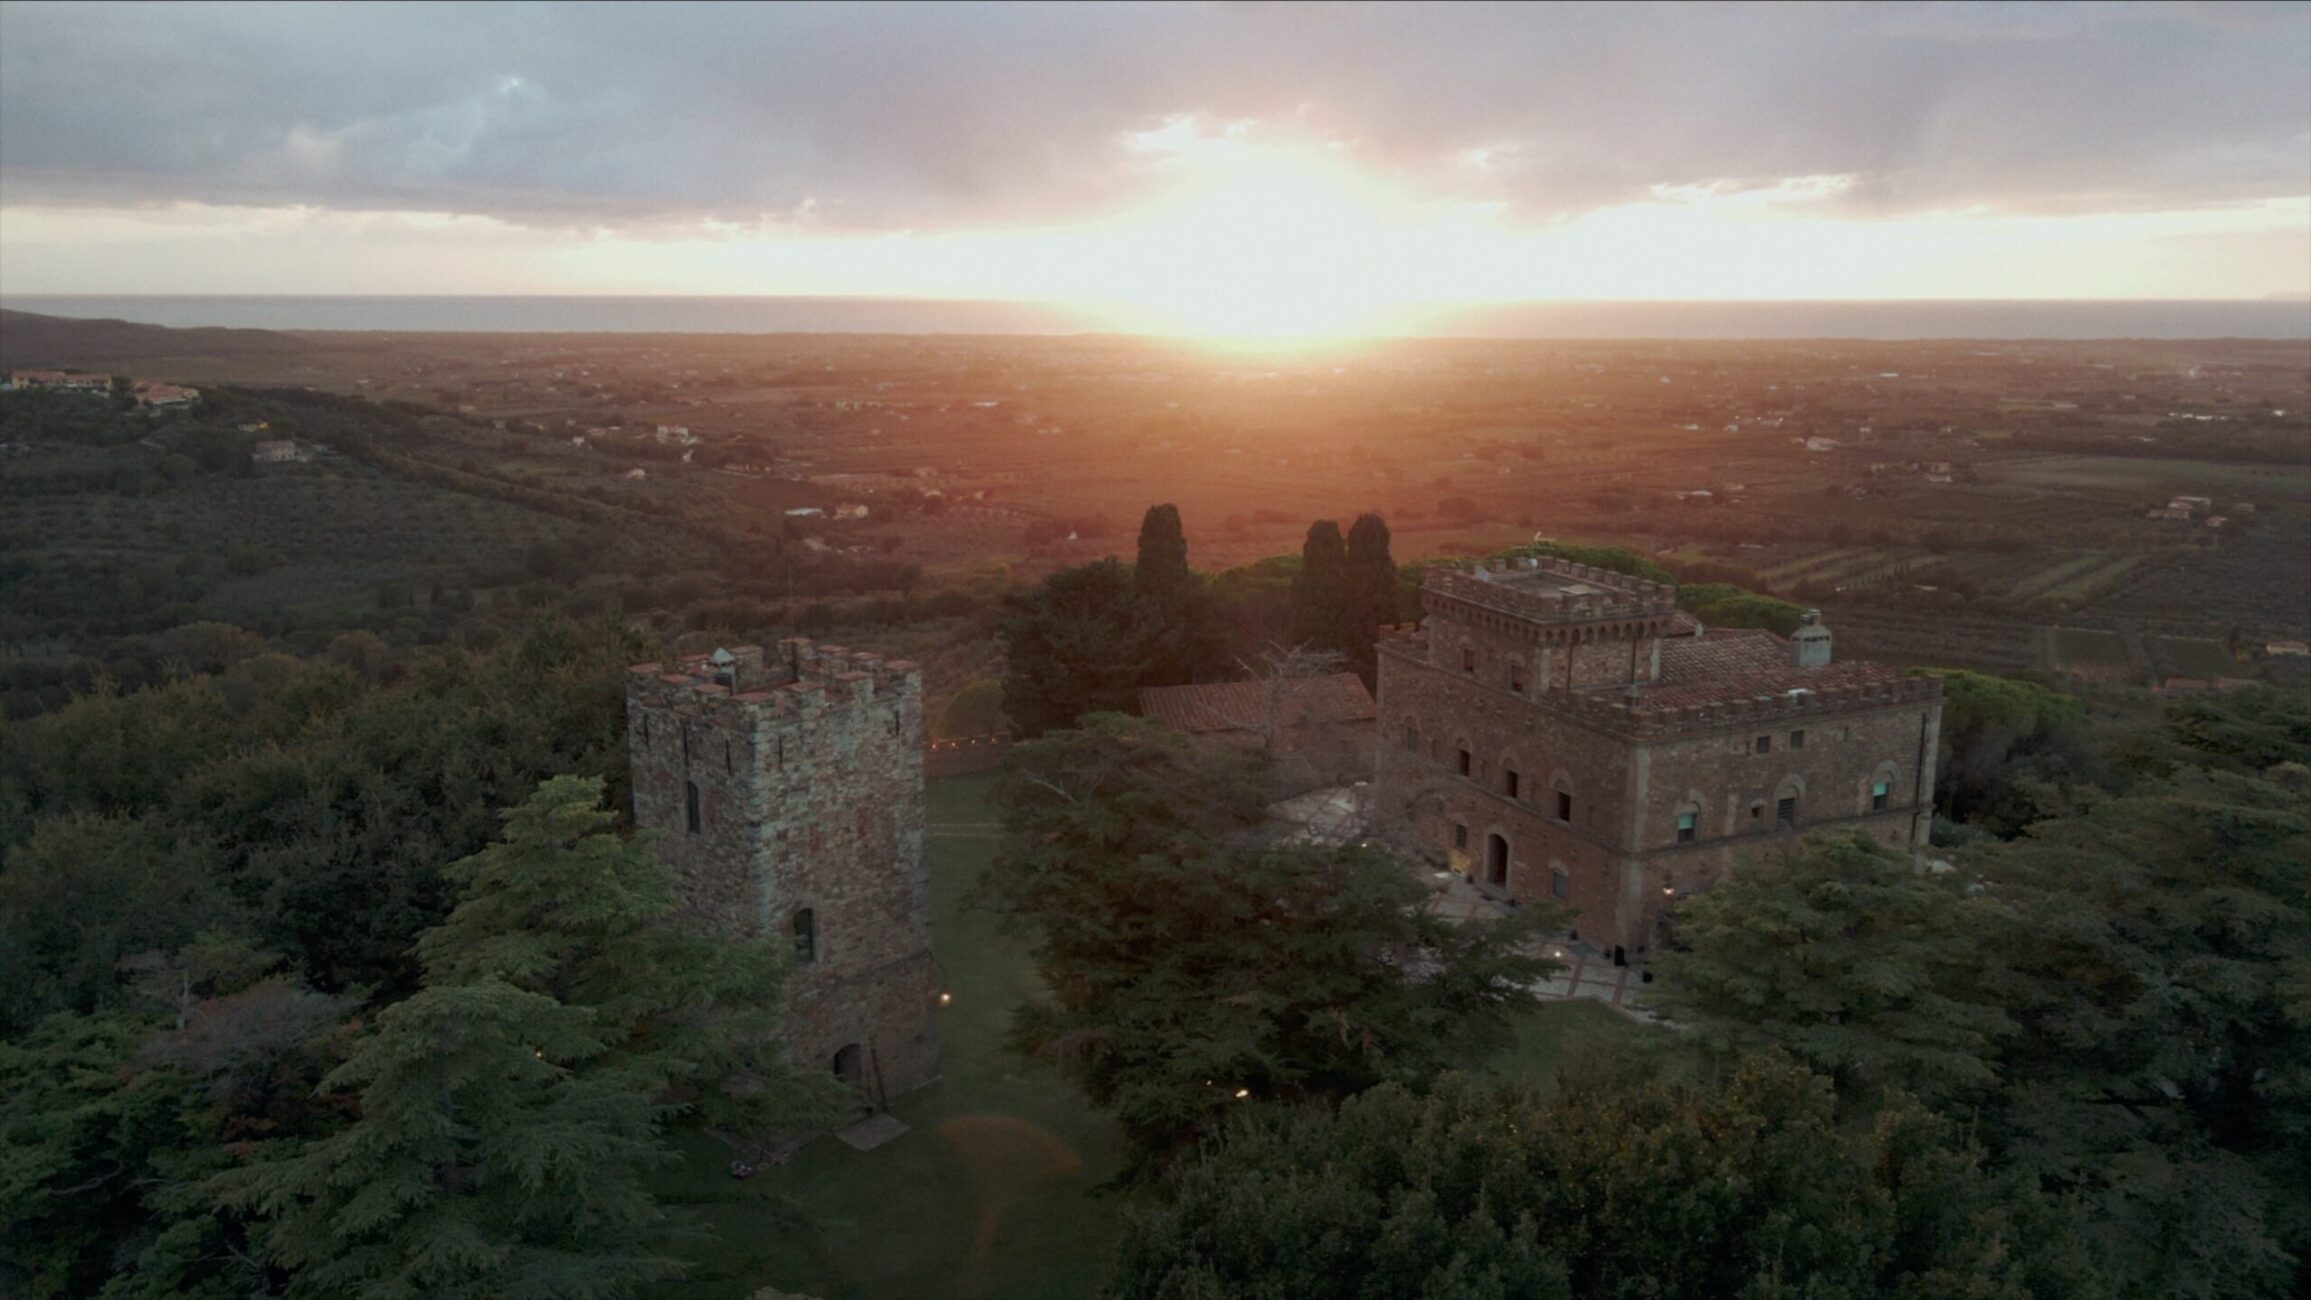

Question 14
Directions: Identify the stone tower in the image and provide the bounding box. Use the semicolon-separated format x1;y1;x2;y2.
626;639;940;1105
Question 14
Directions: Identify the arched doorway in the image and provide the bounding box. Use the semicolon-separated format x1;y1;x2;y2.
1485;833;1509;889
832;1043;863;1088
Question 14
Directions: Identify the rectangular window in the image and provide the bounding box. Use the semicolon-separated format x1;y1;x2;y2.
1461;646;1477;674
1453;822;1468;851
684;780;701;834
1755;735;1772;754
792;909;816;964
1790;729;1806;750
1776;796;1797;828
1676;812;1697;843
1503;768;1521;799
1550;868;1570;900
1404;724;1419;752
1458;748;1472;777
1872;780;1891;812
1509;662;1526;694
1557;791;1573;822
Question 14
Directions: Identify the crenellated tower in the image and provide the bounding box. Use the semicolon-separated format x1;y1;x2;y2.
626;639;940;1105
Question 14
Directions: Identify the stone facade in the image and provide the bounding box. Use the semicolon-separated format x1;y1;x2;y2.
1373;559;1942;960
627;639;941;1105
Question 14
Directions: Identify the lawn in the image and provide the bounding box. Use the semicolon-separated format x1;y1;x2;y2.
651;774;1661;1300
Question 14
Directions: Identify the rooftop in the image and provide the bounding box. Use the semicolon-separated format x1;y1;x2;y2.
1628;628;1916;710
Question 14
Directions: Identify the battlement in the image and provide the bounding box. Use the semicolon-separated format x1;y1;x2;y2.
1553;672;1944;738
1426;557;1678;631
627;638;921;724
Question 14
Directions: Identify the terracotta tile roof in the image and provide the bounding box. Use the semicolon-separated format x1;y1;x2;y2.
1140;673;1378;734
1608;628;1908;710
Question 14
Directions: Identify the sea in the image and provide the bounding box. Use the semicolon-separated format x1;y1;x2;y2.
4;295;2308;340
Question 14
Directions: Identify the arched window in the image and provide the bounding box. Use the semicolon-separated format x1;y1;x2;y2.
1500;753;1523;800
1553;775;1575;823
684;780;701;834
1868;762;1900;813
1484;832;1510;888
1774;775;1805;829
1508;658;1528;694
1550;860;1570;900
792;908;816;964
1675;796;1703;844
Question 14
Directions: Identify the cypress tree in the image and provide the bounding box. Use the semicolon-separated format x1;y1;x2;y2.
1133;503;1191;604
1288;519;1348;656
1342;512;1397;680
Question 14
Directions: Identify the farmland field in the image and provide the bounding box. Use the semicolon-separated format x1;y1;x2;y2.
1978;455;2311;499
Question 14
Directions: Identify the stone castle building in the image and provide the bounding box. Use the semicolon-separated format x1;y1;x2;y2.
627;639;940;1106
1373;558;1942;961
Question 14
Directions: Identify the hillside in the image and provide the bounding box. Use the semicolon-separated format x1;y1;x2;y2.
0;307;309;370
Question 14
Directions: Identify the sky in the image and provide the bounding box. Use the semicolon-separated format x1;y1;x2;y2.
1;1;2307;338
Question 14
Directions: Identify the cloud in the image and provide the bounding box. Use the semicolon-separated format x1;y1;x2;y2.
0;0;2304;232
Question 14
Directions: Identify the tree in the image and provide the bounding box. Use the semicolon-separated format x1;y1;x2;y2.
1111;1058;2063;1300
227;978;689;1300
1963;765;2311;1299
1645;831;2017;1107
997;559;1150;737
414;775;833;1133
1340;513;1396;682
1131;503;1223;688
1132;503;1191;605
934;678;1006;739
1287;520;1348;658
983;716;1556;1159
226;777;840;1298
1914;669;2096;835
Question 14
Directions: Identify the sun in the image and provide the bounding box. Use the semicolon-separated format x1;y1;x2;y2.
1077;136;1444;346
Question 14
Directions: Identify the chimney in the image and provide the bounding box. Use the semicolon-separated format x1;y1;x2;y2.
1793;609;1832;668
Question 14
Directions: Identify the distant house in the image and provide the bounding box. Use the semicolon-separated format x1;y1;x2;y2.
252;439;312;464
2168;494;2213;514
132;381;199;408
1139;673;1378;795
7;369;108;392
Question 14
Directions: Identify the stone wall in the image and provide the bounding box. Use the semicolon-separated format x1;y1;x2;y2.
628;639;941;1105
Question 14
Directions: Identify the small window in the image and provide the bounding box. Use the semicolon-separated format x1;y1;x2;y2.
1556;791;1573;822
1453;822;1468;851
1404;724;1420;752
1776;796;1798;828
1790;729;1806;750
1676;811;1697;843
1503;768;1521;799
1755;735;1772;754
1550;867;1570;900
1458;748;1473;777
1871;780;1891;812
1751;801;1766;822
684;780;701;834
1509;661;1527;694
792;908;816;963
1461;646;1477;673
